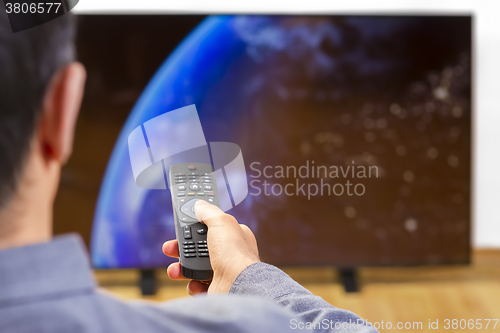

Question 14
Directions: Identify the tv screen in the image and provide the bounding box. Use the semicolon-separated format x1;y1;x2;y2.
80;15;471;268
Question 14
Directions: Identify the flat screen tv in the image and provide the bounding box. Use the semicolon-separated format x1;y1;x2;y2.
79;14;471;269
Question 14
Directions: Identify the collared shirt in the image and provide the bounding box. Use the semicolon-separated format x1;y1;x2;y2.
0;234;377;333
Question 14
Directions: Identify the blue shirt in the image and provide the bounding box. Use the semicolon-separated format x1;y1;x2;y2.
0;234;377;332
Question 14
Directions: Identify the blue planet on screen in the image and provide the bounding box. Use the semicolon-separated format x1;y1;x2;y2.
91;16;470;268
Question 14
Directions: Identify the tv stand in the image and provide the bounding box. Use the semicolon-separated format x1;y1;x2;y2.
138;268;359;295
338;268;359;293
139;269;157;295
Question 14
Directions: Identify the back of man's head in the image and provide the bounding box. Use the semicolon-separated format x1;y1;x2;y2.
0;11;75;208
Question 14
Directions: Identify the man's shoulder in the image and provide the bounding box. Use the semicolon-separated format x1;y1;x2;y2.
96;291;296;332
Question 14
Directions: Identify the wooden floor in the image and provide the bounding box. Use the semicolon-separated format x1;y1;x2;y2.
95;250;500;332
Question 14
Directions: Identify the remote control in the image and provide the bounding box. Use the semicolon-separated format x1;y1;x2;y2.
168;163;220;281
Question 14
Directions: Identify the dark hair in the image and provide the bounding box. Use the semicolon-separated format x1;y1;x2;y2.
0;12;75;208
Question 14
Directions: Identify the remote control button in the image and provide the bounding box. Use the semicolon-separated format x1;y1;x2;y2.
177;185;186;191
207;192;214;196
180;198;201;219
202;180;211;183
184;253;197;258
175;173;184;176
176;180;186;184
200;176;211;179
189;184;200;191
187;165;196;170
198;248;209;253
197;240;207;244
197;192;205;196
175;175;187;178
183;226;192;239
208;198;214;203
197;244;207;249
203;185;212;190
177;192;185;197
198;253;209;257
183;241;194;245
183;244;195;249
201;173;209;175
183;249;196;253
196;227;207;235
187;192;195;196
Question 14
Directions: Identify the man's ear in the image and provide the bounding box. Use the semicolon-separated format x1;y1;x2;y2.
39;62;86;164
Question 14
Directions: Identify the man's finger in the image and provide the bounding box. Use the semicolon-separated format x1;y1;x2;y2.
187;280;209;296
194;200;231;227
166;262;190;280
162;240;180;258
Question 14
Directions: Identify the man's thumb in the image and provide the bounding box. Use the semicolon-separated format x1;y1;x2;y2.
194;200;225;225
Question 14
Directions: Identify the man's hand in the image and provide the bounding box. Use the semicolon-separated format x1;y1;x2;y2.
162;200;260;295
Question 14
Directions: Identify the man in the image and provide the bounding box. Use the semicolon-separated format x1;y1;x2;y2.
0;12;378;333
